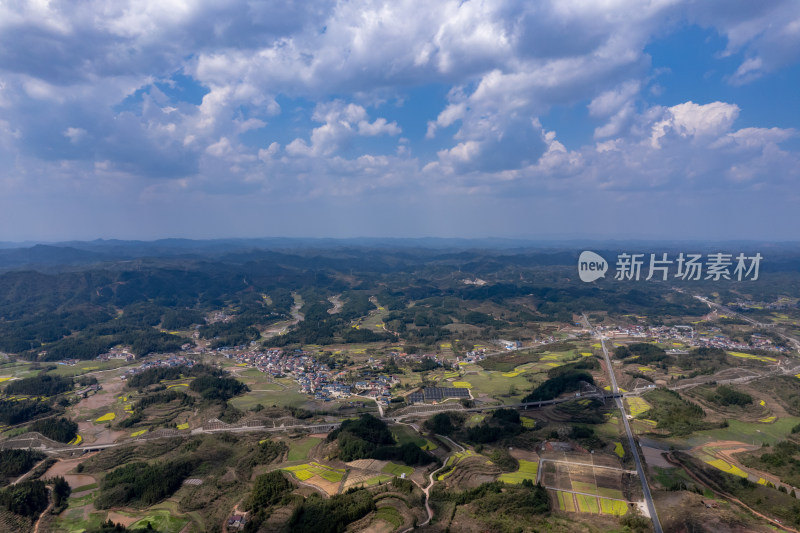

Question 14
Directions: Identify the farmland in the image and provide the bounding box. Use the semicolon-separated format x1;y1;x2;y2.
498;459;539;484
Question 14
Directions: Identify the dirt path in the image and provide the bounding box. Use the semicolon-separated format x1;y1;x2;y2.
12;457;50;485
667;452;800;533
32;488;53;533
395;422;465;533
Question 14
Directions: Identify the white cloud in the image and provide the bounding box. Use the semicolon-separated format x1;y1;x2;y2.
0;0;798;239
357;117;401;136
688;0;800;84
63;127;87;143
286;101;400;157
588;81;641;118
650;101;740;148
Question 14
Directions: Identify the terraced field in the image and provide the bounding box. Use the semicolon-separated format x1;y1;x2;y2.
382;462;414;476
437;452;499;488
553;490;629;517
540;457;630;503
498;459;539;484
283;462;346;483
727;352;777;363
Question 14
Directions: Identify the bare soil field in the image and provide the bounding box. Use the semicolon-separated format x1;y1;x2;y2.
74;380;125;412
106;511;140;527
655;491;775;533
42;456;98;489
346;459;389;471
77;420;127;445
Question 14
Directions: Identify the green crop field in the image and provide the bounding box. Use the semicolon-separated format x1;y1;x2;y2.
599;498;628;516
555;491;576;512
55;509;108;533
467;414;486;427
283;462;346;483
229;387;309;410
288;436;322;461
360;474;393;487
498;459;539;484
462;370;531;403
392;425;438;450
130;510;188;533
575;494;600;513
49;360;131;377
614;441;625;458
687;417;800;447
382;462;414;476
375;506;403;528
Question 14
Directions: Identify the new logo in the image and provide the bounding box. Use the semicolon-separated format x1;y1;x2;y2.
578;251;608;282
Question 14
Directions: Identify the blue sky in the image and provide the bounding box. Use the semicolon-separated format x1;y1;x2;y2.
0;0;798;241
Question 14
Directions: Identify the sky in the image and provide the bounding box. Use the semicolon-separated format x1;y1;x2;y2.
0;0;799;242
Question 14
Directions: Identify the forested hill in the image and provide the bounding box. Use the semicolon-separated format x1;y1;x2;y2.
0;241;795;361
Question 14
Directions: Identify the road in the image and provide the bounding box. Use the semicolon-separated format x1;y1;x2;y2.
41;422;343;454
389;390;625;421
588;313;663;533
36;393;634;454
693;294;800;352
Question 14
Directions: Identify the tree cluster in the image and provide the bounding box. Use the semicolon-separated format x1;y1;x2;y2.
94;458;196;509
4;374;73;397
523;360;596;402
29;416;78;443
711;385;753;407
0;479;49;518
189;375;249;401
0;449;46;486
0;399;52;425
288;489;375;533
126;363;223;389
329;414;435;465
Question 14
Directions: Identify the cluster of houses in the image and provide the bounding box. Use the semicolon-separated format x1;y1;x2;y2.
120;354;195;380
97;346;136;361
207;311;234;323
692;332;786;353
220;347;320;377
499;339;523;350
648;324;695;341
597;325;649;338
456;348;487;365
387;351;448;367
352;374;396;401
216;347;401;404
731;298;797;311
298;369;397;404
599;324;786;354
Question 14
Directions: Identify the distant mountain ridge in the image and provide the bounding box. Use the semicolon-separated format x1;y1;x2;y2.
0;237;798;272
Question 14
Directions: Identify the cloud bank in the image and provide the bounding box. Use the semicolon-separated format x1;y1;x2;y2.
0;0;798;240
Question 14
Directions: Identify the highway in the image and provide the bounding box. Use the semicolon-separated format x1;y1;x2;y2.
42;393;629;454
693;294;800;352
590;314;663;533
